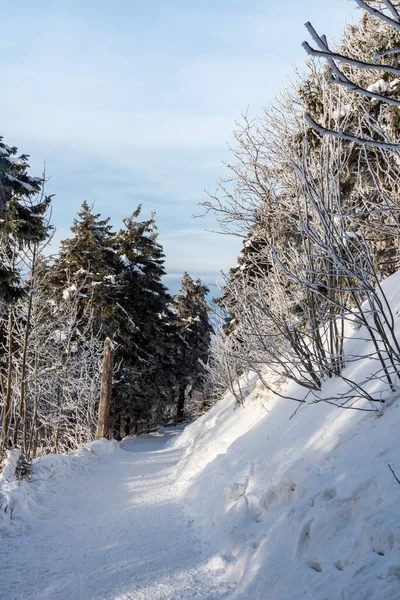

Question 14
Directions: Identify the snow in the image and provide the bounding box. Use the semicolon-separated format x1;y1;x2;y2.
332;104;350;119
0;434;231;599
365;78;400;97
62;283;77;300
0;449;22;525
4;172;34;192
367;79;390;93
120;253;131;267
3;276;400;598
6;157;25;166
51;328;67;342
104;274;116;284
172;375;400;598
0;448;21;483
169;273;400;599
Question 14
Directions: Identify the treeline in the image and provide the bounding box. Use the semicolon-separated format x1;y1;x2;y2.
205;1;400;409
0;141;212;460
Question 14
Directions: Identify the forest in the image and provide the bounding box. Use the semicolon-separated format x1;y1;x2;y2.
1;0;400;477
0;161;212;459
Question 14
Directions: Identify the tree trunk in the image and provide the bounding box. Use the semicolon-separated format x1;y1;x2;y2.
176;384;186;422
13;247;36;451
113;411;121;441
1;310;14;450
96;338;114;439
123;415;131;438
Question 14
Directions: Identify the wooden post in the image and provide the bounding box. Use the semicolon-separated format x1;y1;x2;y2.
96;338;114;439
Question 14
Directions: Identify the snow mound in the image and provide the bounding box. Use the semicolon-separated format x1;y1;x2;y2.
0;438;118;536
173;274;400;599
174;381;400;599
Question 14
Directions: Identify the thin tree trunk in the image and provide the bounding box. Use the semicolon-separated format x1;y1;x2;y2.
96;338;114;439
27;390;39;461
176;384;186;422
113;411;121;441
1;310;14;450
123;415;131;438
13;247;37;451
54;366;69;453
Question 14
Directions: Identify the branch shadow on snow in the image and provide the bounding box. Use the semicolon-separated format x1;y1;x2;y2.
175;382;400;600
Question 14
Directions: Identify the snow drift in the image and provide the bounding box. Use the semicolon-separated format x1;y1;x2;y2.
0;438;118;536
172;272;400;599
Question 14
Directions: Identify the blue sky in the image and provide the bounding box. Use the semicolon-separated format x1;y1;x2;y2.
1;0;355;293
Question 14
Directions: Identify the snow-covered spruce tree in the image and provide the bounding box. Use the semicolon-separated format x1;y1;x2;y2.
174;273;212;421
45;201;120;338
39;202;121;446
46;203;182;438
111;207;179;435
214;211;271;337
0;136;51;303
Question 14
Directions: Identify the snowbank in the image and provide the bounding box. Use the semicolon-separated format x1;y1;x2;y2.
173;274;400;599
0;438;118;536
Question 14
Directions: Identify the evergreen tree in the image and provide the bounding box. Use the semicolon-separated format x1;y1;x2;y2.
112;207;178;433
46;201;119;336
46;203;213;432
174;273;212;421
0;136;51;303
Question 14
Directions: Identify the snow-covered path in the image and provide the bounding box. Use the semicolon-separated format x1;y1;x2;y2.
0;433;230;600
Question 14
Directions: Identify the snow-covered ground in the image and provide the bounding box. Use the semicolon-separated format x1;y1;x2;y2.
2;397;400;600
174;376;400;600
3;275;400;599
3;394;400;600
0;433;231;599
171;273;400;599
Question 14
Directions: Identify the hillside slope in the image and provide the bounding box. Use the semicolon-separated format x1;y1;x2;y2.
172;273;400;599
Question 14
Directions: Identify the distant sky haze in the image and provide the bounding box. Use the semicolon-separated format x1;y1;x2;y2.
1;0;355;293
